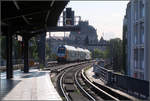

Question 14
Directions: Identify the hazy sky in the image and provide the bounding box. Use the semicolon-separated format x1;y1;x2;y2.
49;1;129;40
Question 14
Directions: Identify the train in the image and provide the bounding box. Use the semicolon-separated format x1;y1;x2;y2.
56;45;91;63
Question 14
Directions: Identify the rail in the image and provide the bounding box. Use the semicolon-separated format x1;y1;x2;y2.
60;72;70;101
81;69;119;101
75;68;96;101
57;61;96;101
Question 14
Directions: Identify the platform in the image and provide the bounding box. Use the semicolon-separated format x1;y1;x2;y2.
85;67;139;101
0;69;62;100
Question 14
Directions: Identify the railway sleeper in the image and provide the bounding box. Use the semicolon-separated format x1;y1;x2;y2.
64;79;74;84
68;92;89;101
64;75;73;79
65;84;76;92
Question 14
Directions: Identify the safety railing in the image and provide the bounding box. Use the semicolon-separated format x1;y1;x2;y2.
94;64;149;99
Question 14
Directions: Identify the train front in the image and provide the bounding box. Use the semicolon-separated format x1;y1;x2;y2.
56;46;67;63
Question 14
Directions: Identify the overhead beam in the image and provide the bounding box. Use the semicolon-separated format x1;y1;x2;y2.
2;6;52;21
13;1;30;25
47;26;80;32
31;26;80;33
50;0;55;7
45;0;55;27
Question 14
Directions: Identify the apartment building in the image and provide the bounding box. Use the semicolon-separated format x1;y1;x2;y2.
124;0;150;81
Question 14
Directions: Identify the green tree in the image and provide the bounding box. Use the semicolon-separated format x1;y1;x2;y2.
45;42;51;60
123;24;127;74
92;48;104;59
0;35;23;64
0;36;7;60
101;38;124;73
29;37;39;61
103;46;111;59
51;53;57;60
109;38;123;73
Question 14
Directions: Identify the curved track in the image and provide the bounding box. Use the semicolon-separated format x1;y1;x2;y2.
81;68;131;101
58;62;96;101
51;60;130;101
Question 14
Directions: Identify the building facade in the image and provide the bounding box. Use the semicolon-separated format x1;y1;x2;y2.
124;0;150;81
123;2;132;76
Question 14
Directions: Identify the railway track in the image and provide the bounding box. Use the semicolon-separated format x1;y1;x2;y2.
81;67;131;101
58;62;96;101
50;60;131;101
46;61;77;71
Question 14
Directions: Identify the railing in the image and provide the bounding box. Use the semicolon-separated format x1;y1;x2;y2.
94;64;112;84
112;72;149;99
0;62;39;72
94;64;149;99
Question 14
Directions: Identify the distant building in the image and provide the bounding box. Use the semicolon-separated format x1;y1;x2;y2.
69;21;98;44
123;0;150;81
47;21;108;54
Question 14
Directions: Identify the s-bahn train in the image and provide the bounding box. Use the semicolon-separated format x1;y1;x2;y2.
56;45;91;63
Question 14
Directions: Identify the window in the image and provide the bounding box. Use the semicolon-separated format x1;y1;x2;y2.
140;23;144;44
134;25;138;44
139;48;144;70
58;47;65;53
134;49;138;69
140;0;145;18
139;72;144;80
134;1;138;20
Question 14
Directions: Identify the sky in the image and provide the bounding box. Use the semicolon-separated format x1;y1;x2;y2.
48;1;129;40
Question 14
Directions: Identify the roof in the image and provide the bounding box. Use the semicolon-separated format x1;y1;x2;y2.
51;36;64;40
63;45;91;53
1;1;69;38
64;45;77;51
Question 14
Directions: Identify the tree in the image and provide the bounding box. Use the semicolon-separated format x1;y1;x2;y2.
102;38;124;73
109;38;123;72
123;24;127;75
46;42;51;60
0;36;7;60
92;48;104;59
28;37;39;61
103;46;111;59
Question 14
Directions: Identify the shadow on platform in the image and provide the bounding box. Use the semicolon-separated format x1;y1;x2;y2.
0;79;21;100
22;71;46;78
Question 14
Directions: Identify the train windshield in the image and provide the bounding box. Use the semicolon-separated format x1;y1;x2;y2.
58;47;65;53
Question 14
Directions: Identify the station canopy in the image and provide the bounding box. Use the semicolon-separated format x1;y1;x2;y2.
1;0;69;37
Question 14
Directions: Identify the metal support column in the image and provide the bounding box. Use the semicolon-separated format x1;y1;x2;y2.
40;33;46;66
23;37;29;73
6;34;13;79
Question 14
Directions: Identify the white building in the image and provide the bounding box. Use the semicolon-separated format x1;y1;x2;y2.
124;0;150;81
